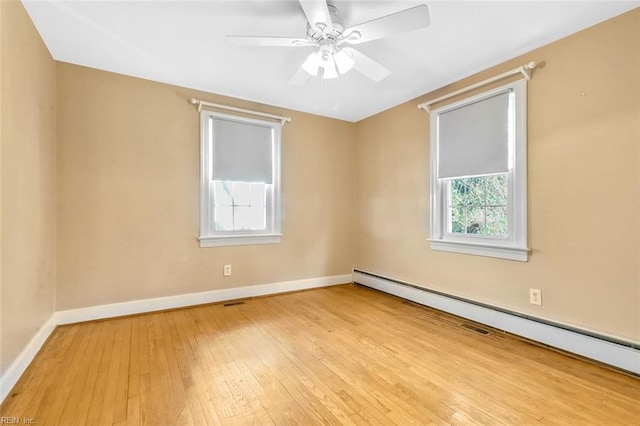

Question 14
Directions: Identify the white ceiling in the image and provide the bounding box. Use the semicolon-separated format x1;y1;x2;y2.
23;1;639;122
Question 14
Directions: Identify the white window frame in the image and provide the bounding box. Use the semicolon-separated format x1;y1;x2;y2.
199;111;282;248
428;79;529;261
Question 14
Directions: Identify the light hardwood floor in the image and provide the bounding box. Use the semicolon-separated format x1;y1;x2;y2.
1;284;639;425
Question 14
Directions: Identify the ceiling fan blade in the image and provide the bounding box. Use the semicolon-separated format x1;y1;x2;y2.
298;0;333;34
345;48;391;82
226;35;314;47
289;65;311;85
341;4;430;45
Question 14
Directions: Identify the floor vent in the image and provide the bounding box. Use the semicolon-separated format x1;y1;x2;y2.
460;323;491;335
223;301;246;307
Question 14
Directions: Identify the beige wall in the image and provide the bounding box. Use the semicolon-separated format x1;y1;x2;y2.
0;0;57;375
355;9;640;343
56;63;356;310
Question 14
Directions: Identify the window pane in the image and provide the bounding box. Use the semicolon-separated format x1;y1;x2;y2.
465;177;486;207
213;181;268;231
214;206;233;231
233;206;250;230
448;206;465;233
447;174;510;237
214;181;233;206
250;206;266;230
486;174;507;206
486;207;508;236
233;182;250;206
466;207;485;234
250;183;266;207
449;179;466;207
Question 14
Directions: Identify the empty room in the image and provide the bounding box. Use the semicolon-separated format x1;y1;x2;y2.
1;0;639;424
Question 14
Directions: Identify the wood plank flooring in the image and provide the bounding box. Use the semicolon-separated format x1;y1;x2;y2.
1;284;639;425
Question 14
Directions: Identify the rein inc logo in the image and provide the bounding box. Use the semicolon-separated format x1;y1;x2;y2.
0;418;35;424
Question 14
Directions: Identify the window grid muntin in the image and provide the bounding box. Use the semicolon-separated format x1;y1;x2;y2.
446;173;508;237
213;180;268;231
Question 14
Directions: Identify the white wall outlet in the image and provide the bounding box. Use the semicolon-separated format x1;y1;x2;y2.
529;288;542;306
223;264;232;277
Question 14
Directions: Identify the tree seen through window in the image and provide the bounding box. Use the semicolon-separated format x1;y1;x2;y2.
447;174;508;237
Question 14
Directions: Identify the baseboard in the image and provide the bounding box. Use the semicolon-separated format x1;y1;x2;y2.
0;273;351;404
56;274;352;325
353;269;640;375
0;314;58;403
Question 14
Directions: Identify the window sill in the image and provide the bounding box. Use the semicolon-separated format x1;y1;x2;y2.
428;239;529;262
199;234;282;248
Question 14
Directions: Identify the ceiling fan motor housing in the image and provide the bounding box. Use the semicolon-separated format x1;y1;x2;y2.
307;4;345;43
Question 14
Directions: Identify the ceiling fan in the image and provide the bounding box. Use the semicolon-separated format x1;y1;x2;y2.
226;1;430;84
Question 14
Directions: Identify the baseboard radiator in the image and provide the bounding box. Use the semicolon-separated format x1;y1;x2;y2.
352;269;640;375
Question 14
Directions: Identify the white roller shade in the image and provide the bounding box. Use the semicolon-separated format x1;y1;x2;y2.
211;116;274;184
437;90;511;179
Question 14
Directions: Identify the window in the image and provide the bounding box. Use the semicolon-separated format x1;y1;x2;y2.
199;111;281;247
429;79;528;261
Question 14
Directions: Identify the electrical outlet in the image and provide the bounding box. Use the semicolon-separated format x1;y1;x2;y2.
223;264;232;277
529;288;542;306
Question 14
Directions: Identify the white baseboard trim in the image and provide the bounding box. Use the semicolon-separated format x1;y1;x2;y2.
353;269;640;375
0;273;351;404
0;314;58;403
56;274;351;325
55;274;352;325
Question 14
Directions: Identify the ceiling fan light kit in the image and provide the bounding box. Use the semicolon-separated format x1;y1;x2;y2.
301;45;354;79
227;1;431;83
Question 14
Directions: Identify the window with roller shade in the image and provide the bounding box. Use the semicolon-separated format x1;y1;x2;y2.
428;79;528;261
199;111;281;247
